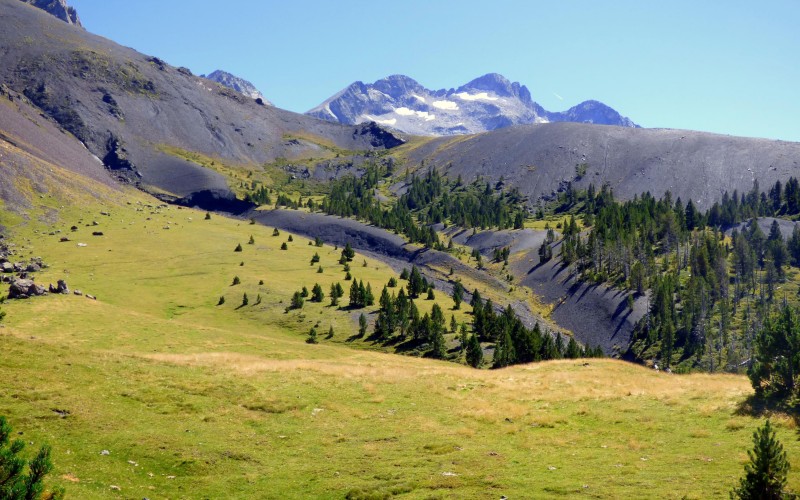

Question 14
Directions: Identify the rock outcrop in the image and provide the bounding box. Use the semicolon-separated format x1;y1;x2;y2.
19;0;81;27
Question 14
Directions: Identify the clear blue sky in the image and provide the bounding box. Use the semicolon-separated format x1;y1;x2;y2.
70;0;800;141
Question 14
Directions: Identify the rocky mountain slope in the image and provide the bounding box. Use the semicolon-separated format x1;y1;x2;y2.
399;122;800;211
0;0;402;206
307;73;637;135
201;69;270;104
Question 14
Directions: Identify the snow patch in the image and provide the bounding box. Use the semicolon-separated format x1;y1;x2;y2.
432;100;459;110
375;117;397;126
395;107;436;121
411;94;426;103
454;92;499;101
325;104;337;119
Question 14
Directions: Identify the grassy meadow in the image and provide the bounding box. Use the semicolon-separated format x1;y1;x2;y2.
0;195;797;498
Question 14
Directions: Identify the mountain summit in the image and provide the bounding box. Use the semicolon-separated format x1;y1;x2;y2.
202;70;270;104
19;0;81;27
307;73;637;135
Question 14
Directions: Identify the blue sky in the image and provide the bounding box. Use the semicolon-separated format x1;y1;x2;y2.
70;0;800;141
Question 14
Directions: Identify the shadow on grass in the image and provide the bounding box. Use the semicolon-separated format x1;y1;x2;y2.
735;394;800;437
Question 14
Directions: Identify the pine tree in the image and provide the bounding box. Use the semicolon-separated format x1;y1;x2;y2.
306;327;318;344
408;266;424;298
731;420;791;499
493;330;516;368
290;291;304;309
217;295;225;306
365;283;374;306
566;337;581;359
358;313;368;337
241;293;249;306
430;328;446;359
234;243;243;252
311;283;324;302
341;242;355;262
248;235;255;244
466;333;483;368
330;283;340;306
349;280;360;307
452;282;464;310
0;416;62;500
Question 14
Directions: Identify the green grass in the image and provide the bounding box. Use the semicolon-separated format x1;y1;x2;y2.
0;196;798;498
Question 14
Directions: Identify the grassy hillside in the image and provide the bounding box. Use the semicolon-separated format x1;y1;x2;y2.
0;195;796;498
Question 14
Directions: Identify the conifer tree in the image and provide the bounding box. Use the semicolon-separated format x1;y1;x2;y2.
365;283;374;306
430;327;446;359
731;420;791;499
0;416;62;500
493;330;516;368
466;333;483;368
341;242;355;262
290;291;304;309
452;282;464;310
358;313;368;337
306;327;318;344
311;283;324;302
566;337;581;359
407;266;424;298
330;283;341;306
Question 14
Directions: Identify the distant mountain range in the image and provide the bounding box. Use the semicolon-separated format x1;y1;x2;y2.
6;0;800;215
306;73;638;135
201;70;270;104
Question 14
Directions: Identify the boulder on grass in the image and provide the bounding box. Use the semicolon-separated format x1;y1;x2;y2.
8;279;46;299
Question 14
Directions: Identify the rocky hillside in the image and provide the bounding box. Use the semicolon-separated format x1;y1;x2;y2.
201;69;270;104
307;73;637;135
0;0;402;206
400;122;800;211
18;0;80;26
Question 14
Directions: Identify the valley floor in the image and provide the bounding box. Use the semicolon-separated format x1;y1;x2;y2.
0;199;796;498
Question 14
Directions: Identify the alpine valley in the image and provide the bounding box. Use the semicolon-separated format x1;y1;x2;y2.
1;0;800;498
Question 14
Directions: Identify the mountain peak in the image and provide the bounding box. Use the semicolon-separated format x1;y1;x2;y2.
460;73;513;94
372;75;424;98
307;73;636;136
202;70;269;103
19;0;82;27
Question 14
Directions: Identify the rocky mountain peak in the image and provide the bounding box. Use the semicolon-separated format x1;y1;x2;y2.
372;74;424;99
458;73;533;104
19;0;81;27
307;73;634;136
201;70;270;104
460;73;513;95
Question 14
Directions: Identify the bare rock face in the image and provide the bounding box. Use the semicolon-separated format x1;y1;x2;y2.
19;0;82;27
202;70;270;104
